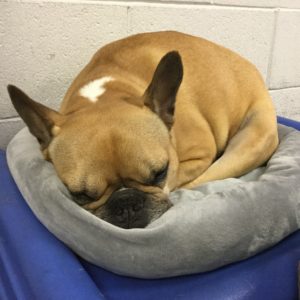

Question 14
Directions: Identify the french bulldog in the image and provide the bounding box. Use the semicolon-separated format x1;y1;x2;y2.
7;31;278;229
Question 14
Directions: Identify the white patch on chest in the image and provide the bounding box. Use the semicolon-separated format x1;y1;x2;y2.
79;76;114;102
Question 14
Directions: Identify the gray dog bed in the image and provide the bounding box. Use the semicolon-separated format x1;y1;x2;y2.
6;125;300;279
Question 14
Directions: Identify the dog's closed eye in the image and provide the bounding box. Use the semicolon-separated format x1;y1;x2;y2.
70;190;95;205
148;163;169;186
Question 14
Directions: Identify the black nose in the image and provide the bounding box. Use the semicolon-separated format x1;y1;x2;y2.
105;188;150;229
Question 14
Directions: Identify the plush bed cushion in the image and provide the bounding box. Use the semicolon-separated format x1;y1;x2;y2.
6;124;300;279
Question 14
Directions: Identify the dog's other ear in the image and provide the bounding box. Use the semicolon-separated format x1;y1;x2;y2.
7;85;62;149
143;51;183;129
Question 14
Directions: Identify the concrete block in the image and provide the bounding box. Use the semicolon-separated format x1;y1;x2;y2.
128;4;274;80
0;118;25;149
0;1;128;118
213;0;300;9
270;88;300;121
269;10;300;89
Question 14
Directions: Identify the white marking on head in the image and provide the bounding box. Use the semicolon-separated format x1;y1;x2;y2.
79;76;114;102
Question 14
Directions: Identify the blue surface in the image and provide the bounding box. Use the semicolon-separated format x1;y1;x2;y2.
0;116;300;300
278;116;300;130
0;151;103;300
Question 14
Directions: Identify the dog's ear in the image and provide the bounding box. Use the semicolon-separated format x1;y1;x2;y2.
143;51;183;129
7;85;62;149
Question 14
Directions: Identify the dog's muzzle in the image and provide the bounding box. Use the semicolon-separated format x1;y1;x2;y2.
94;188;172;229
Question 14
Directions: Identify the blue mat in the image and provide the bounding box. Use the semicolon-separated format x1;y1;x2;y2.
0;116;300;300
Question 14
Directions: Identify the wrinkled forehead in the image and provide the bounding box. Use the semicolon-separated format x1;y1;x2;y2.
48;104;170;185
116;136;169;177
112;112;170;163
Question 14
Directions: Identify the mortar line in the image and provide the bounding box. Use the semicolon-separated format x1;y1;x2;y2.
269;86;300;91
126;5;130;36
266;8;279;88
2;0;300;10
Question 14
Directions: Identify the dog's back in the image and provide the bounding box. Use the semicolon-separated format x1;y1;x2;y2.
61;31;278;188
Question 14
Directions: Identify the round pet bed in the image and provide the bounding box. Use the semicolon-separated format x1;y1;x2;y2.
6;125;300;279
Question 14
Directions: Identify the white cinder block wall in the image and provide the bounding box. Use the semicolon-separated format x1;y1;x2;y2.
1;0;300;149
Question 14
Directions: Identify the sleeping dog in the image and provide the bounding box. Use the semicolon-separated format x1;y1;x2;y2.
8;31;278;229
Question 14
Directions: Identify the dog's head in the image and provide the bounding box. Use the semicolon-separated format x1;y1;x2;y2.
7;51;183;229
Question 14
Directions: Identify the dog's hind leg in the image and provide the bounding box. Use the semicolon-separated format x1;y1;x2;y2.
181;107;279;189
